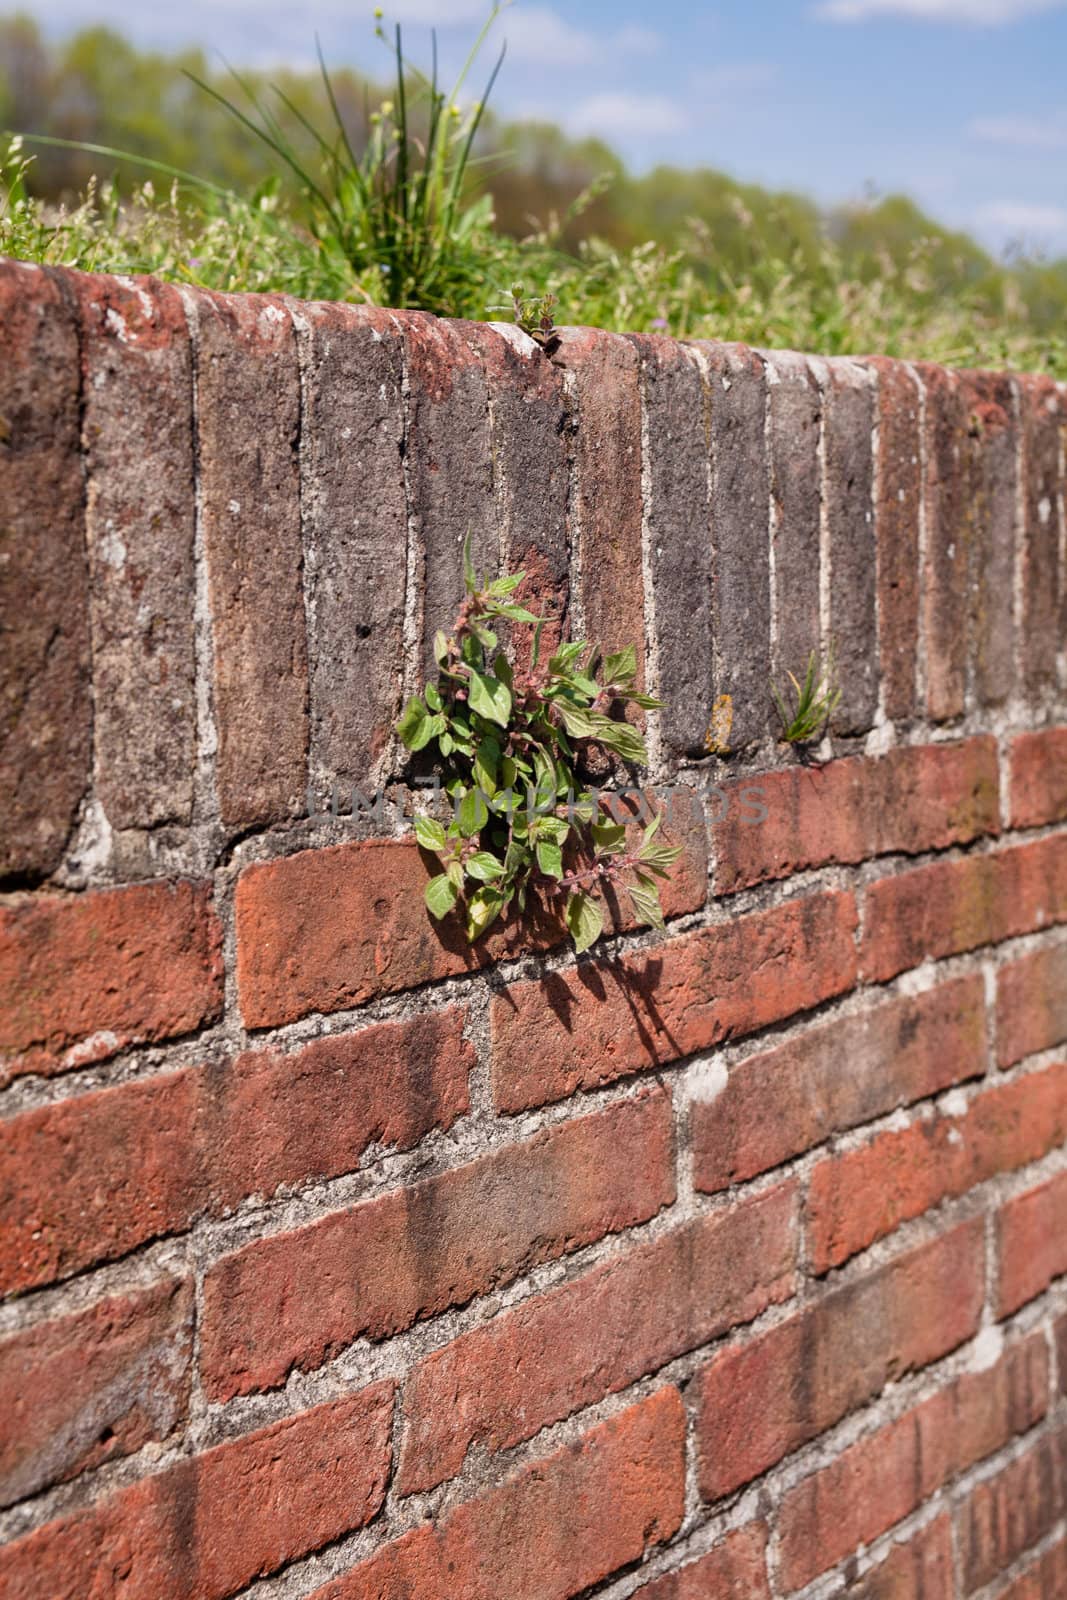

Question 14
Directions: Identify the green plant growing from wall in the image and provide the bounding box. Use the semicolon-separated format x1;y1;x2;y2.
772;647;840;744
396;546;679;952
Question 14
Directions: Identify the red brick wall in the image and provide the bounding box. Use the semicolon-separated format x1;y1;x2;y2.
2;256;1067;1598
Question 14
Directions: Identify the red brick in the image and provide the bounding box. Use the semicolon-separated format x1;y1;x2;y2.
808;1061;1067;1271
201;1086;674;1400
838;1517;953;1600
997;940;1067;1066
397;1182;796;1494
0;260;91;882
632;1524;770;1599
557;328;646;690
1010;726;1067;828
713;738;999;894
693;975;986;1194
997;1169;1067;1314
778;1335;1048;1588
76;271;197;829
0;1070;200;1294
492;888;857;1112
309;1388;684;1600
865;357;922;722
0;879;223;1083
236;800;706;1030
916;364;971;721
190;288;308;829
695;1219;984;1499
206;1006;473;1210
1058;1313;1067;1394
822;358;878;733
956;1424;1067;1593
1018;374;1063;697
960;371;1017;709
860;834;1067;984
0;1383;393;1600
996;1537;1067;1600
297;302;408;787
0;1277;192;1508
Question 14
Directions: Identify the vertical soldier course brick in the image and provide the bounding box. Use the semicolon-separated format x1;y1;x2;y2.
629;334;715;756
915;363;971;720
189;288;308;828
960;370;1018;707
75;272;197;829
820;357;878;733
296;301;408;789
764;350;823;688
864;356;922;721
0;261;90;881
1018;375;1063;698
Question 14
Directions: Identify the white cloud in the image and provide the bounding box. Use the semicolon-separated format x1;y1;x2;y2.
496;8;663;66
691;62;779;97
814;0;1066;21
564;91;687;138
968;112;1067;147
974;200;1067;233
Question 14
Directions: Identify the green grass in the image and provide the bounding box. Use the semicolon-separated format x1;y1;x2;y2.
2;8;1066;376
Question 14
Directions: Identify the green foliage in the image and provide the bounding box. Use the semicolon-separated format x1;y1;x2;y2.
396;547;679;951
772;649;841;745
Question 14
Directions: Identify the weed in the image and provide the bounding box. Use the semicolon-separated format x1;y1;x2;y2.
772;649;841;745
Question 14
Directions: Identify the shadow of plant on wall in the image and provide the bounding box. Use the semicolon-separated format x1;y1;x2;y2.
397;541;680;952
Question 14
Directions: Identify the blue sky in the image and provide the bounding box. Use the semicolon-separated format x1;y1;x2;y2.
24;0;1067;257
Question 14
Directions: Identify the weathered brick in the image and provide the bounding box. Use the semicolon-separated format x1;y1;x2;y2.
629;335;714;756
1018;374;1063;697
713;736;999;894
0;878;223;1082
996;1540;1067;1600
1010;725;1067;827
997;939;1067;1066
956;1425;1067;1593
469;322;571;666
764;351;822;688
695;341;771;750
236;793;706;1030
0;1277;193;1507
960;370;1017;708
632;1524;770;1599
401;312;498;682
808;1061;1067;1271
492;889;857;1112
695;1220;984;1499
0;1069;199;1293
916;364;971;721
864;357;921;722
997;1169;1067;1314
397;1182;796;1493
777;1335;1048;1588
75;271;196;829
860;833;1067;983
0;1384;393;1600
308;1388;684;1600
0;260;91;881
296;301;408;788
201;1086;674;1400
206;1006;473;1210
843;1518;954;1600
821;358;878;732
189;288;308;829
693;975;986;1193
556;327;646;690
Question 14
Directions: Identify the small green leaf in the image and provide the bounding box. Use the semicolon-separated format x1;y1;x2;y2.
488;571;525;596
414;815;448;851
629;693;664;710
592;819;627;853
425;682;442;712
466;885;505;940
558;702;596;739
468;669;512;728
396;695;428;750
425;873;459;919
494;603;539;623
457;787;490;838
433;630;451;667
466;851;505;881
462;532;478;594
592;716;648;765
536;839;564;879
628;880;665;930
566;890;604;954
603;646;637;684
535;815;570;842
